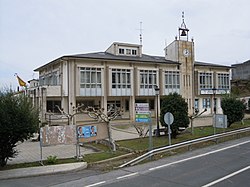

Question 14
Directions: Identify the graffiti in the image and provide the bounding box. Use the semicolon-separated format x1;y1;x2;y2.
40;125;76;146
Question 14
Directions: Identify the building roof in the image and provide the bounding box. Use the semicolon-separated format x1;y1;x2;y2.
231;59;250;67
34;52;231;71
67;52;177;63
195;61;231;68
34;52;180;71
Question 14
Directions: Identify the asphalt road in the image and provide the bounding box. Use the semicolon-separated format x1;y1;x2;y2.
1;137;250;187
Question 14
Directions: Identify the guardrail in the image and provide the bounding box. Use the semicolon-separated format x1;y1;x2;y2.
119;127;250;168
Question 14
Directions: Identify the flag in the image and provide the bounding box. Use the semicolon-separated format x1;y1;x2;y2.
15;74;27;87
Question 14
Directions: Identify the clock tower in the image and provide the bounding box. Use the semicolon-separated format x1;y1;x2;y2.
165;12;195;114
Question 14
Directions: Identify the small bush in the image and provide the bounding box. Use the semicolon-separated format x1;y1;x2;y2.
46;155;57;164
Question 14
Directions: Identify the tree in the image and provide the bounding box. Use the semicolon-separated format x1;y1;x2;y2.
0;90;39;166
160;93;189;138
221;96;246;127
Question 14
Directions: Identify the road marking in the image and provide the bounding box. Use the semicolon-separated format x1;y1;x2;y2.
85;181;106;187
202;165;250;187
149;140;250;171
116;172;138;180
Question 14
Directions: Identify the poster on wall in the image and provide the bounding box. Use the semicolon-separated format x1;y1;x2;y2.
77;122;109;143
77;125;97;138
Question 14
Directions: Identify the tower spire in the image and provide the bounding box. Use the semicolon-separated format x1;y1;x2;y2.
178;11;189;41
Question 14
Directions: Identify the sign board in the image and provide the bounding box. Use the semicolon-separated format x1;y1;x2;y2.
77;122;109;143
135;103;150;123
213;114;228;128
40;125;76;146
164;112;174;125
200;89;230;95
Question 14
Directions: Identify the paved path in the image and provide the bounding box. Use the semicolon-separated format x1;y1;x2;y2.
8;122;140;165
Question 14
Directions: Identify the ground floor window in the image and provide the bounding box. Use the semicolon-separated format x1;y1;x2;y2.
47;100;61;113
76;100;95;108
202;98;210;108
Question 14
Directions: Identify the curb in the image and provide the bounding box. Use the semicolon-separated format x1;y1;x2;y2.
0;162;87;180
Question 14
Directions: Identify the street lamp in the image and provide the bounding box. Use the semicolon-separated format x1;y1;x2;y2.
155;85;160;137
212;87;216;134
212;87;216;114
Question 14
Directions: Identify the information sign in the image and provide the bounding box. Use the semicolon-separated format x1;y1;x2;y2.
135;103;150;123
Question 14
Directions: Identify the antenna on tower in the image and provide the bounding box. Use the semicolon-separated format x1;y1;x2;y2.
139;21;143;45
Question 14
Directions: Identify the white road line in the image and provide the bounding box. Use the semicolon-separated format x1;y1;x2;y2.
149;140;250;171
116;172;139;180
202;165;250;187
85;181;106;187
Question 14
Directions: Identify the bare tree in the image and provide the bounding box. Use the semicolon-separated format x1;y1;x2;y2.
133;124;149;138
55;103;85;125
85;105;121;122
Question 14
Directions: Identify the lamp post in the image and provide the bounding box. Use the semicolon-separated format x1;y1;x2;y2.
212;87;216;114
155;86;160;137
212;87;216;134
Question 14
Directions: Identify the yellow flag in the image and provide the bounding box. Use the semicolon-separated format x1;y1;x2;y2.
16;75;27;87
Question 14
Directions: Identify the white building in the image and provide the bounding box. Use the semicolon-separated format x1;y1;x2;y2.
28;19;231;125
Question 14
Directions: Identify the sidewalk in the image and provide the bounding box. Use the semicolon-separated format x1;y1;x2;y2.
0;162;87;180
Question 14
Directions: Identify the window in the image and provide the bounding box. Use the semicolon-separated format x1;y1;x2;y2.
165;71;180;89
218;73;229;90
125;100;129;111
119;48;124;54
132;49;137;55
194;99;199;110
47;100;61;113
76;100;94;108
107;101;121;114
149;99;155;110
80;67;101;88
140;70;156;89
39;76;45;86
202;98;210;108
112;69;131;89
51;71;59;85
126;49;131;55
199;72;212;89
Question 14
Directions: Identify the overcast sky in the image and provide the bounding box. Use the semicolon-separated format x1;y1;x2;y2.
0;0;249;89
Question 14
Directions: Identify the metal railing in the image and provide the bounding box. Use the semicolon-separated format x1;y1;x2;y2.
119;127;250;168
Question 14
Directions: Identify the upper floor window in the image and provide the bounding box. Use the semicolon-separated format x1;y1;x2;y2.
39;70;60;86
118;47;137;56
80;67;101;88
112;69;131;89
218;73;230;89
140;70;156;89
119;48;124;54
199;72;212;89
165;71;180;89
126;49;131;55
132;49;137;55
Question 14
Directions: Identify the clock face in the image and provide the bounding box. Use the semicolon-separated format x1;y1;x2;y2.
183;49;190;57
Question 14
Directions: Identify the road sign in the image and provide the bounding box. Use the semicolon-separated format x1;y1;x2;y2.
135;103;150;123
164;112;174;125
164;112;174;146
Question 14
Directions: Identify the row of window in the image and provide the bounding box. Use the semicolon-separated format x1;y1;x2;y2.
119;48;137;56
80;69;229;91
47;98;217;113
194;98;218;109
39;71;60;86
199;72;230;90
